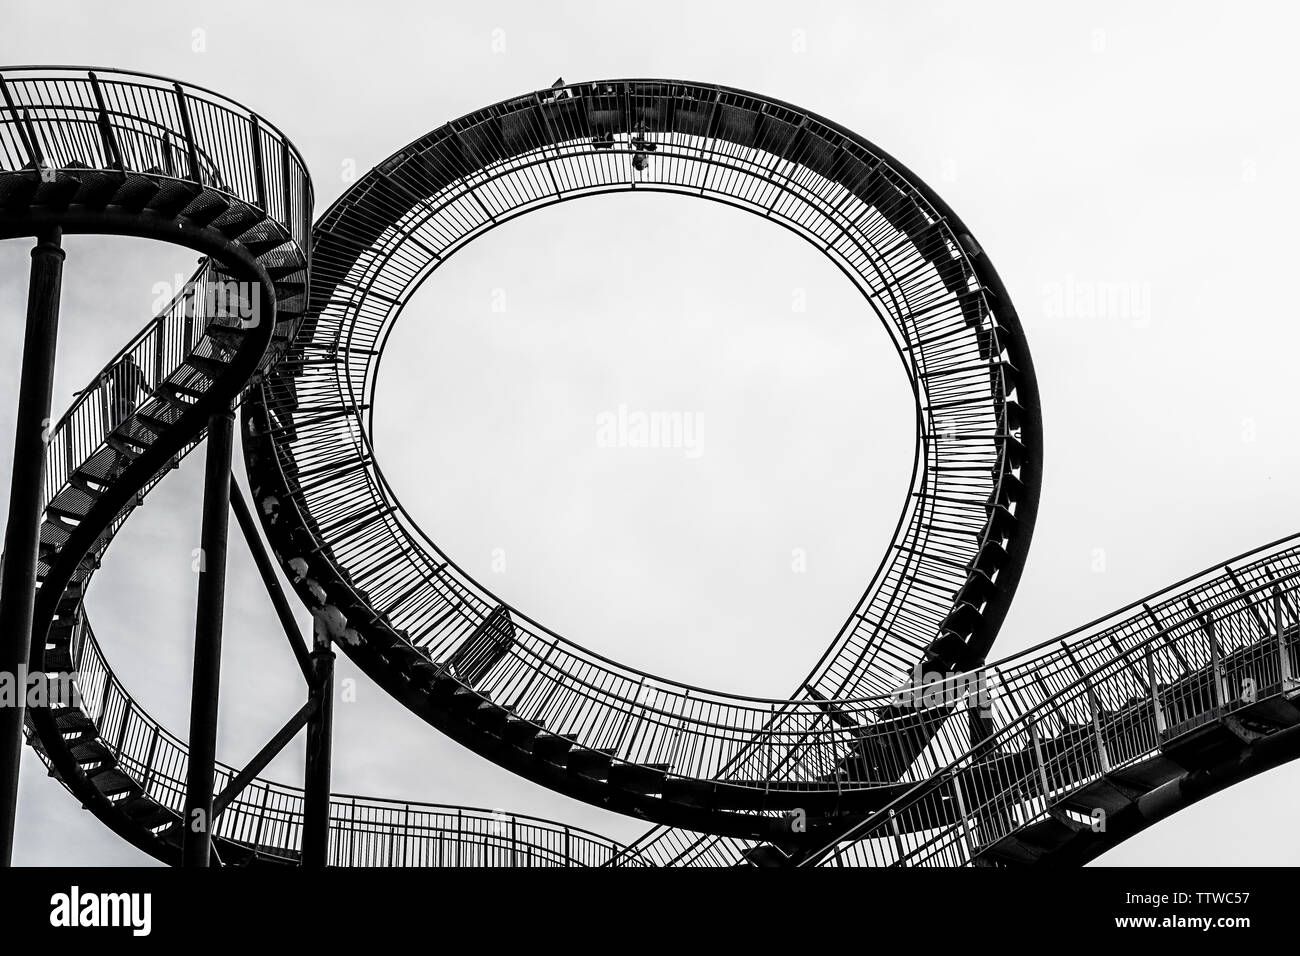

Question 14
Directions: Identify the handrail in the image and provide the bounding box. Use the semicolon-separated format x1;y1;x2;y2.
0;65;310;193
799;544;1300;864
0;67;313;249
33;613;644;866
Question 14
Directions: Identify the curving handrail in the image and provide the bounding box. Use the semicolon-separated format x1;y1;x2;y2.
29;615;643;866
0;66;312;250
795;534;1300;865
5;65;653;869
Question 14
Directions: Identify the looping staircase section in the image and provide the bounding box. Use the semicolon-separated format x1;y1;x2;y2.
241;78;1043;841
38;607;642;866
4;66;645;868
10;70;1283;868
2;66;314;861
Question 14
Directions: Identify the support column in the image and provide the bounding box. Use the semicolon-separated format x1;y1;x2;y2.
0;228;64;867
302;630;334;868
182;406;234;867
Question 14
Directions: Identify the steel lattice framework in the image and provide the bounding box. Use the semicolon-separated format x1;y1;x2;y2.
1;69;1297;868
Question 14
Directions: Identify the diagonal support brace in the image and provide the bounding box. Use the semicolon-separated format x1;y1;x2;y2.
229;475;312;682
213;697;318;818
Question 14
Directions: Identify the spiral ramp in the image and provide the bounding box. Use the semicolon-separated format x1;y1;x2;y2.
2;70;1292;867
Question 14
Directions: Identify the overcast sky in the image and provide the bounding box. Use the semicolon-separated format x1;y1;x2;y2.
3;0;1300;866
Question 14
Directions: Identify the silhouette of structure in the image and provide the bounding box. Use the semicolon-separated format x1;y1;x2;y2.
1;69;1298;867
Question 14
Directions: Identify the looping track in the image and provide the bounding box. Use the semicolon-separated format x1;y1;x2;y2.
4;70;1296;866
243;78;1041;844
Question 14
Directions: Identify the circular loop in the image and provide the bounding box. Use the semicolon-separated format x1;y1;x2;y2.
245;78;1043;831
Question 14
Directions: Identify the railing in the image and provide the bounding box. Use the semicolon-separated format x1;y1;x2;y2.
41;261;227;510
251;78;1038;800
4;65;319;864
6;66;317;552
34;613;645;867
8;66;315;600
801;535;1300;866
0;66;312;250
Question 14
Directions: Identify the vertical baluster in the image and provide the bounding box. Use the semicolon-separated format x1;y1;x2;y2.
140;724;160;796
1145;649;1166;736
280;138;293;230
1206;614;1224;711
887;807;905;862
1087;684;1111;773
1028;719;1053;807
248;115;267;211
949;771;977;861
1277;588;1294;687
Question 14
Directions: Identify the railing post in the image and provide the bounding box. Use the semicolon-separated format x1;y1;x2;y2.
400;805;409;867
161;132;176;179
887;807;905;861
140;724;160;796
0;227;65;867
97;671;113;727
1145;649;1167;736
1206;614;1224;711
346;799;356;867
114;699;132;754
1275;588;1293;688
1087;685;1111;773
152;321;165;392
248;114;267;211
172;83;202;183
949;771;977;861
0;76;39;166
97;371;113;433
181;405;235;867
302;629;334;868
280;139;293;229
1028;719;1053;804
252;784;269;850
87;72;123;170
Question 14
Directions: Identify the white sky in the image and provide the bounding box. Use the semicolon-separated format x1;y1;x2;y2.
2;0;1299;865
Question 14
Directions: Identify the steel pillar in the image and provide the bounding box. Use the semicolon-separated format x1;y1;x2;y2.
302;634;335;868
0;228;64;867
181;406;234;867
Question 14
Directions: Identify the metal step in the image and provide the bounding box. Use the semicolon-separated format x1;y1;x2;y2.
739;844;792;868
186;354;230;379
146;179;203;218
88;766;137;798
502;716;544;746
181;193;232;228
607;761;672;793
532;732;579;762
567;747;616;780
